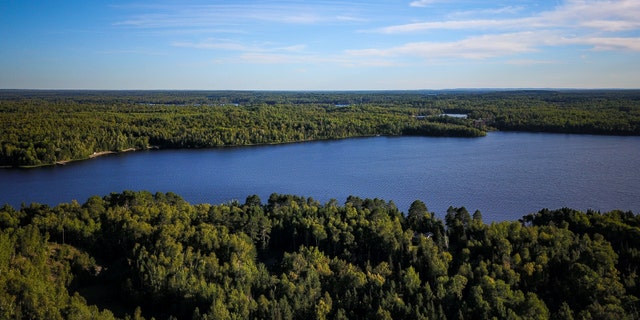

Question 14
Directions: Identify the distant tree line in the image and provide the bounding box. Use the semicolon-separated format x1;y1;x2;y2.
1;190;639;319
0;91;487;167
2;90;640;167
460;90;640;135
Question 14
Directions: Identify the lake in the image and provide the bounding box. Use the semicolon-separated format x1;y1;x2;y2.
1;132;639;222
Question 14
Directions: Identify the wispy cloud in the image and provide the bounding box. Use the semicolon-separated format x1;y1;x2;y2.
238;51;401;67
348;32;549;60
449;6;525;18
506;59;558;66
116;0;640;71
96;49;169;56
351;0;640;67
239;52;323;64
173;39;258;51
568;37;640;51
374;19;533;33
114;2;366;30
543;0;640;31
174;38;337;65
348;32;640;65
173;38;308;54
174;37;398;67
409;0;440;8
382;0;640;33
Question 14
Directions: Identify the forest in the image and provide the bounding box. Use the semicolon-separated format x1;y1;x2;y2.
0;191;639;319
2;89;640;167
2;90;640;318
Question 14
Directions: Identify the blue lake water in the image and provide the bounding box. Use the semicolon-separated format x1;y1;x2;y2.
1;132;639;222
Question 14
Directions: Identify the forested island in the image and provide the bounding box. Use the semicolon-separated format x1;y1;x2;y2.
2;90;640;167
1;191;639;319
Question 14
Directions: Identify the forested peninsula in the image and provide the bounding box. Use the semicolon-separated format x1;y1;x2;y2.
1;191;639;319
2;90;640;167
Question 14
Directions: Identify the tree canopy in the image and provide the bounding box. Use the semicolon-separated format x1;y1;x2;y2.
3;89;640;167
1;191;638;319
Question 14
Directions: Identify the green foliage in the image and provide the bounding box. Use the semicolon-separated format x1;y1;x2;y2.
5;90;639;167
463;90;640;135
1;191;639;319
0;90;490;167
0;224;116;319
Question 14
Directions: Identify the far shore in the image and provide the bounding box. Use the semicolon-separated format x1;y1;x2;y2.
5;147;157;169
89;148;138;159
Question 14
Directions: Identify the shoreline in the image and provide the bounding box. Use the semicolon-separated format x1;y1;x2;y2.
89;148;137;160
4;126;617;169
6;147;154;169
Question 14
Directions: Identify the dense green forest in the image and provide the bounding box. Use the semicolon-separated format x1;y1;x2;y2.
1;191;639;319
2;90;640;167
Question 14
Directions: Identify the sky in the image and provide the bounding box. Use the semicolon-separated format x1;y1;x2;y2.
1;0;639;90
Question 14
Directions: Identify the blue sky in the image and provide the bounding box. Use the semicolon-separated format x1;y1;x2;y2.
1;0;639;90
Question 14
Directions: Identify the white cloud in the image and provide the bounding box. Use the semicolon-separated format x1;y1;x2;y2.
276;44;308;52
122;0;640;71
356;0;640;67
377;0;640;33
542;0;640;30
375;19;531;33
409;0;439;8
348;32;549;60
239;52;350;65
200;47;399;67
580;19;640;32
506;59;557;65
346;31;640;68
97;49;168;56
567;37;640;51
115;2;366;30
173;39;257;51
240;53;302;64
450;6;525;18
172;39;309;54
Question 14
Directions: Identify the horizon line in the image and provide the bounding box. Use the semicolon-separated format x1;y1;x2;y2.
2;87;640;92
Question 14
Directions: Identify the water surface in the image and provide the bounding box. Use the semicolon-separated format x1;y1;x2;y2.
2;132;639;221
